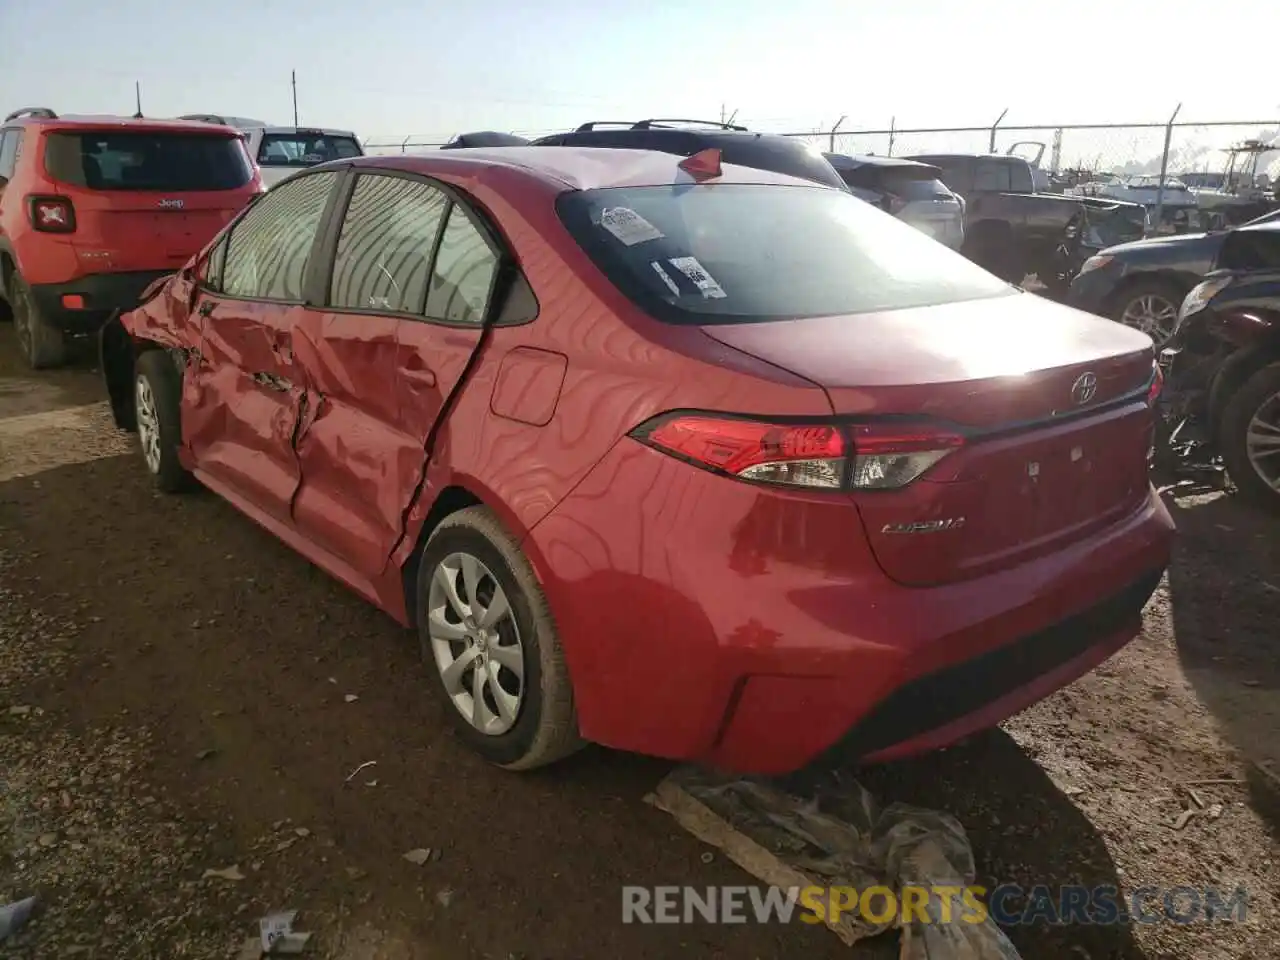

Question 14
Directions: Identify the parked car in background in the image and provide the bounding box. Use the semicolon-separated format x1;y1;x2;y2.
440;131;532;149
178;115;364;188
907;152;1147;293
1067;208;1280;344
0;107;263;368
100;146;1171;775
823;153;964;249
526;119;850;190
1158;217;1280;509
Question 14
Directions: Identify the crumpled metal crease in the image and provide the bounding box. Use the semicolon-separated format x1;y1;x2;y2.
667;766;1023;959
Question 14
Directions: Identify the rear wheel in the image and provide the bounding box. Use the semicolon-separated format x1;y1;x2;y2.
134;350;192;493
1112;279;1183;345
416;505;581;770
1219;362;1280;511
10;271;67;369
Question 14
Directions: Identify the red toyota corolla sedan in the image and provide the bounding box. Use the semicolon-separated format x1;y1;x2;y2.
100;147;1174;774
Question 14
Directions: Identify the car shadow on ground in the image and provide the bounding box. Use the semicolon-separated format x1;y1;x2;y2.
1161;486;1280;839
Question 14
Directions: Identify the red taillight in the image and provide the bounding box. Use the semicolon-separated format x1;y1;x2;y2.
631;413;965;490
1147;363;1163;406
27;195;76;233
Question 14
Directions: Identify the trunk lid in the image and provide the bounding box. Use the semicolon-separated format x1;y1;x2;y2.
701;291;1157;586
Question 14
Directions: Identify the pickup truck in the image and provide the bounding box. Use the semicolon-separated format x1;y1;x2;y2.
907;153;1147;293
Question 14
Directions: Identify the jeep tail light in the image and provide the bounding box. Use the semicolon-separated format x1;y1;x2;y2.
630;414;965;490
28;195;76;233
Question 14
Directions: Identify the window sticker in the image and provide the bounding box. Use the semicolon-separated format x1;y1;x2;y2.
651;261;681;296
669;256;727;299
599;207;665;246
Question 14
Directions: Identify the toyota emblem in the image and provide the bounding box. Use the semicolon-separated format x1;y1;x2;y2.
1071;372;1098;406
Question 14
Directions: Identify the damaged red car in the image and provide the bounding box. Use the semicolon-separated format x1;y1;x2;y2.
100;148;1174;775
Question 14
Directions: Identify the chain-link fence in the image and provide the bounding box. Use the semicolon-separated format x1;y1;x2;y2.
363;112;1280;182
784;116;1280;181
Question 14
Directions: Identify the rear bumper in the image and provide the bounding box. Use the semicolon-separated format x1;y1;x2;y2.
29;271;172;334
527;439;1174;775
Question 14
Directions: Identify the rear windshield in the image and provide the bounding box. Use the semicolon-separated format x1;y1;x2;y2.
258;133;363;167
842;169;955;202
557;184;1013;325
44;132;253;191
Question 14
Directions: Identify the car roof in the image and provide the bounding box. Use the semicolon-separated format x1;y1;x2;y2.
824;153;940;172
908;152;1024;163
1234;214;1280;235
257;126;359;137
354;147;826;193
5;114;244;135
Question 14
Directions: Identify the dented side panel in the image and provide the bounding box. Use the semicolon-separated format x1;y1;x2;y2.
288;309;458;579
183;294;305;522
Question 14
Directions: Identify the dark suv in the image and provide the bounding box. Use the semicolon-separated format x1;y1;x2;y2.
515;120;849;190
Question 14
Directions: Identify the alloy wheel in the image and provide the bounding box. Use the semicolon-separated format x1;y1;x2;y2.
1244;390;1280;492
426;551;525;736
1120;294;1178;343
134;375;162;475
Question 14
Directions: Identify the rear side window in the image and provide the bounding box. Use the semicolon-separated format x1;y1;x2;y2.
920;158;974;195
0;129;22;178
43;132;253;191
425;208;499;325
973;161;1011;192
258;133;362;167
329;174;448;312
1007;162;1035;193
558;184;1012;325
222;172;336;301
845;169;954;203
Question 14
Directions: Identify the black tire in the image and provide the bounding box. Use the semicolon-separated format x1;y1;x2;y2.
1219;362;1280;512
134;350;193;493
1109;278;1185;345
9;270;67;369
415;505;581;770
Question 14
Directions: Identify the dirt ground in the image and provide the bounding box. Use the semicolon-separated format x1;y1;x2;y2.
1;323;1277;960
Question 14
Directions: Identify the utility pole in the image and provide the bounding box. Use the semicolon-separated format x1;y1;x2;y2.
291;70;299;127
133;81;143;118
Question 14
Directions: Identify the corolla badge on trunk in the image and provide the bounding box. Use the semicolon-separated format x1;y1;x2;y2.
1071;371;1098;405
881;518;966;534
157;198;185;210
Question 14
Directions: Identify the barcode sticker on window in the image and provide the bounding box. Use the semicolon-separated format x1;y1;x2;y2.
668;256;727;299
599;207;664;246
651;261;681;296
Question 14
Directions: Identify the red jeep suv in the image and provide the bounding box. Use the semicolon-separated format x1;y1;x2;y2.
103;148;1174;775
0;108;263;369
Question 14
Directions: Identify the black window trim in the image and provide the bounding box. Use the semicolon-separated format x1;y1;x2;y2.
307;166;535;329
199;167;347;307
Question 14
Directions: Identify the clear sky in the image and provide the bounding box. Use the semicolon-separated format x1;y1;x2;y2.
2;0;1277;147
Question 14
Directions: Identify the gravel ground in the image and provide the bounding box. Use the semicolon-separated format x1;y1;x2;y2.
0;324;1277;959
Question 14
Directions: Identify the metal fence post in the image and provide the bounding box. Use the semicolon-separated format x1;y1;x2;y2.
400;135;411;153
829;116;846;153
988;108;1008;153
1152;103;1182;231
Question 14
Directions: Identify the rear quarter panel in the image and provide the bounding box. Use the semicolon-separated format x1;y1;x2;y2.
389;165;834;575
